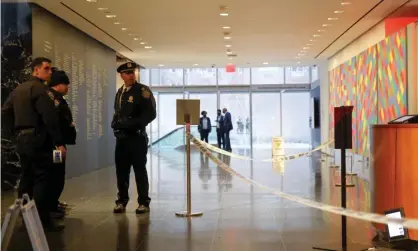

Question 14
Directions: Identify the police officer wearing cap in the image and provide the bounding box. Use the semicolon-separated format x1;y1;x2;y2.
47;68;77;219
112;62;156;214
1;57;66;231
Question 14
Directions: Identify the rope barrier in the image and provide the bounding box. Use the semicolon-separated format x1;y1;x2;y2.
189;133;418;230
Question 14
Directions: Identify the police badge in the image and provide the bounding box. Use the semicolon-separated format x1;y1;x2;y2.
54;99;60;107
128;96;134;103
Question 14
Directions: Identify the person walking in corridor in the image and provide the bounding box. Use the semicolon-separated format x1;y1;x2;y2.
111;62;156;214
223;108;233;151
198;111;212;143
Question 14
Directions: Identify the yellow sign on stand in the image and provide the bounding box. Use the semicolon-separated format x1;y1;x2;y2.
272;136;285;157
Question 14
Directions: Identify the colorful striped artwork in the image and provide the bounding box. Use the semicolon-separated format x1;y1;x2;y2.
356;46;378;156
376;29;407;123
339;57;357;152
328;28;407;156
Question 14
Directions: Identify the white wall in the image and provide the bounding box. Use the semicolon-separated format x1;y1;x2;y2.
328;21;385;70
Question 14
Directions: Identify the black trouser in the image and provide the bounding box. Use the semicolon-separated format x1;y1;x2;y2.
50;160;66;210
200;130;209;143
224;130;231;151
217;129;225;149
16;132;54;225
115;133;150;207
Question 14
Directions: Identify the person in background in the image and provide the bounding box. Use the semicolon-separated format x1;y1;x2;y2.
222;108;233;151
47;69;77;219
215;109;225;149
198;111;211;143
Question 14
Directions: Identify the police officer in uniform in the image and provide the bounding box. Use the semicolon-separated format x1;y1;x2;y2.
112;62;156;214
1;57;66;231
47;69;77;218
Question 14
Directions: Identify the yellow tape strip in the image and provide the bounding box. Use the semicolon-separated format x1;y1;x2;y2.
189;134;418;230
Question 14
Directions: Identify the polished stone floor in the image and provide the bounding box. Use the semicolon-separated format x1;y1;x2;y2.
1;146;376;251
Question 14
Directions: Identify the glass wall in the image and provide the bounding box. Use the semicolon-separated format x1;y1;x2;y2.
251;67;284;85
220;93;251;148
158;93;184;137
144;66;314;86
218;68;250;85
185;68;216;86
281;92;311;147
151;68;183;86
188;93;217;117
251;93;281;147
285;66;310;84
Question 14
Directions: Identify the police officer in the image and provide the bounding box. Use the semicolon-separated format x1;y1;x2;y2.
47;69;77;218
112;62;156;214
1;57;66;231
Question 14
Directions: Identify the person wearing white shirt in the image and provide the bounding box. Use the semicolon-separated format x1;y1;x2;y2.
198;111;212;143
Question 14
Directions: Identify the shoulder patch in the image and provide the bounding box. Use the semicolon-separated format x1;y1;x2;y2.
141;87;151;99
47;91;55;101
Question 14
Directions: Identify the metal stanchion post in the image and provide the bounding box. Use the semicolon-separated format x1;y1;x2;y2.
175;114;203;218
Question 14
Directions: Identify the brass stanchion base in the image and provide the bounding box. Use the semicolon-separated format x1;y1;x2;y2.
330;165;339;168
346;173;358;176
175;211;204;217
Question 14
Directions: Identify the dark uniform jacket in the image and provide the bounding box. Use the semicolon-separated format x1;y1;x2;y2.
1;76;64;147
111;82;156;139
50;88;77;145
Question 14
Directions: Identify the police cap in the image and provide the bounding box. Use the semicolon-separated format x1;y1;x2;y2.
117;62;138;73
48;70;70;87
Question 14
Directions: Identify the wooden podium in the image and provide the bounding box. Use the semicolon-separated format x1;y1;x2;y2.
370;124;418;240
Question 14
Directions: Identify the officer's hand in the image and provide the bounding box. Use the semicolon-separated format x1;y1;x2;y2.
57;145;67;159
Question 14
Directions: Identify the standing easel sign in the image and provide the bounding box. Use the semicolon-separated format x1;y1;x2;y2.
175;99;202;217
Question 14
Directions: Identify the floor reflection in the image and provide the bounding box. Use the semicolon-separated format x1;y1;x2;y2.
1;145;375;251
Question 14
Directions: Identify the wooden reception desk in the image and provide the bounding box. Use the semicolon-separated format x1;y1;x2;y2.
371;124;418;240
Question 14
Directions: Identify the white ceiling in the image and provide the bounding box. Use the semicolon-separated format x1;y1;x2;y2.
32;0;409;68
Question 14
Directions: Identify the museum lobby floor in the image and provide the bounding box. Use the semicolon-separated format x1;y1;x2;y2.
1;146;375;251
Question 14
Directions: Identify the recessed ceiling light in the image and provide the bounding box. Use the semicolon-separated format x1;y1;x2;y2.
226;51;233;54
98;7;108;11
295;57;300;59
194;64;199;66
121;28;128;31
313;34;320;37
134;37;139;41
105;14;116;18
310;39;316;42
307;43;313;46
225;44;231;48
318;29;326;32
220;13;229;16
86;0;97;2
301;50;307;53
114;22;120;25
145;46;152;49
297;62;301;64
263;62;268;65
224;36;231;40
334;10;344;14
322;24;332;27
341;2;351;5
328;17;338;21
223;26;231;29
158;64;164;67
140;42;146;45
303;47;310;50
298;53;306;56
